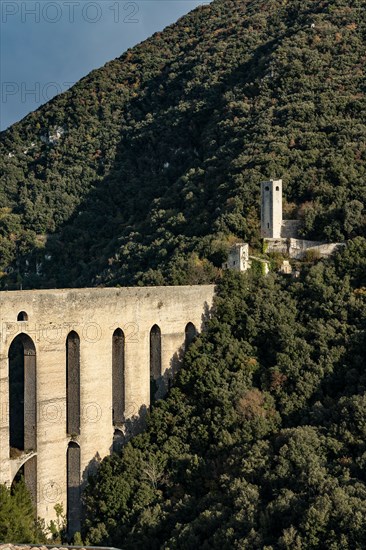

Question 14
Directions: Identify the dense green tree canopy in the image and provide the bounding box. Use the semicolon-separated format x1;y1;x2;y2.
1;0;366;288
82;239;366;549
0;480;45;543
1;0;366;546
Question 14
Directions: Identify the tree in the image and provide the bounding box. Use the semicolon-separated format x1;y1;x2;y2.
0;480;46;543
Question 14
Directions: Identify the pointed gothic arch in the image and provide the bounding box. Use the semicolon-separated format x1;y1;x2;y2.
66;331;80;436
8;333;37;506
112;328;125;425
150;324;161;405
9;333;37;452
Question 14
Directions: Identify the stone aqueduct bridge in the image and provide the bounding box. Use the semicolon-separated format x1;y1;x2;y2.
0;285;215;532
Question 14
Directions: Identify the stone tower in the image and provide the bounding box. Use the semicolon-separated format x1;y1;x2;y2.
222;243;250;272
261;179;283;238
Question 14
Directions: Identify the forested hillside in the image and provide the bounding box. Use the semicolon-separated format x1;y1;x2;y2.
3;240;366;547
1;0;366;288
82;238;366;548
2;0;366;546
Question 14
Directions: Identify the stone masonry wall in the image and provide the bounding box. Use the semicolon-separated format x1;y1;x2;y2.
0;285;215;527
265;238;344;259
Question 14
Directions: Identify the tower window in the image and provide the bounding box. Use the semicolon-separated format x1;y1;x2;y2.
265;186;270;191
276;186;280;191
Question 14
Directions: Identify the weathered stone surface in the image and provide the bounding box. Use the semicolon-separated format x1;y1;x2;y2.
261;180;283;239
264;238;344;259
222;243;250;272
0;285;215;528
280;220;302;239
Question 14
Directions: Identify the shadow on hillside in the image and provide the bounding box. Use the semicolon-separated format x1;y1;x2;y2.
9;34;282;290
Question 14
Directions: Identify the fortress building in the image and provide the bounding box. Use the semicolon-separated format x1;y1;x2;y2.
0;285;215;535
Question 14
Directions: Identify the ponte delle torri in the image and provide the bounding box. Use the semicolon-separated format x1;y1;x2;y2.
0;285;215;534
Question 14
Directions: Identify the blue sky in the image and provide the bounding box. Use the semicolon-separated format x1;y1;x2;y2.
0;0;211;131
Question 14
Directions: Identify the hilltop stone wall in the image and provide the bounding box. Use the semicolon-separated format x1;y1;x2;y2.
265;238;344;259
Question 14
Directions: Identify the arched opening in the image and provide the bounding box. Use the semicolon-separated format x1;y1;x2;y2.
17;311;28;321
265;186;270;191
67;442;81;538
276;186;280;191
66;331;80;436
150;325;161;405
9;334;36;452
185;322;197;350
112;328;125;425
113;428;124;454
